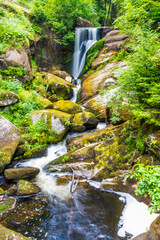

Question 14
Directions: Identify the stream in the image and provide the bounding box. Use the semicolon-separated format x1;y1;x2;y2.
0;27;158;240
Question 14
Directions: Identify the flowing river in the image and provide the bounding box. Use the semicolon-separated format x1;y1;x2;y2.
0;27;158;240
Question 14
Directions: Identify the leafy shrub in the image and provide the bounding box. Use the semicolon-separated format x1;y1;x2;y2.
130;164;160;213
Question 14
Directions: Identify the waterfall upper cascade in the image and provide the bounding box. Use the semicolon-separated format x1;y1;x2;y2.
72;27;99;79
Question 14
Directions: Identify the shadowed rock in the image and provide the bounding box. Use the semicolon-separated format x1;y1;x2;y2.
4;167;40;180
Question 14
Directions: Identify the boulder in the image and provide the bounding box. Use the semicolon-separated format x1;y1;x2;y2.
0;116;21;173
71;112;99;132
0;91;19;107
104;34;129;44
0;197;16;214
23;145;48;159
44;73;74;99
76;17;92;27
53;70;72;82
48;94;58;103
7;185;17;196
67;124;123;149
92;49;117;69
4;167;40;180
17;180;40;196
30;109;72;143
0;187;4;195
53;100;82;114
0;48;30;72
0;224;30;240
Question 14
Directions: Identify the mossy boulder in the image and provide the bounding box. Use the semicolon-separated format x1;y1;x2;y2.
71;112;99;132
30;109;72;143
67;124;124;149
44;73;74;99
53;70;72;82
92;49;117;69
92;136;130;179
0;116;21;173
19;90;53;109
53;100;82;114
4;167;40;180
17;180;40;196
0;91;19;106
7;185;17;196
23;145;48;159
83;88;119;120
0;197;16;214
0;187;4;195
0;224;30;240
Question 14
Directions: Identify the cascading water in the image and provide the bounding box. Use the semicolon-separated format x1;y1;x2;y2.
72;28;98;79
2;28;159;240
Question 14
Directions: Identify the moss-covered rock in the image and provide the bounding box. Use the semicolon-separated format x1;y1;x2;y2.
0;224;30;240
0;91;19;106
17;180;40;196
145;130;160;161
0;198;16;214
53;70;72;82
32;72;75;100
7;185;17;196
53;100;82;114
4;167;40;180
71;112;99;132
0;116;21;174
30;109;72;143
67;123;123;149
93;136;130;179
0;187;4;195
23;145;48;159
92;49;117;69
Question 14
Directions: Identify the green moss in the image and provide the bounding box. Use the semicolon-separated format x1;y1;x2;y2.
0;199;15;214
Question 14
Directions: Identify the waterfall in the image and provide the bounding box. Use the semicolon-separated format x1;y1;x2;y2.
72;27;98;79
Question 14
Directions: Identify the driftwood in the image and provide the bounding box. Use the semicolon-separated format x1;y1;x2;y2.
67;167;79;240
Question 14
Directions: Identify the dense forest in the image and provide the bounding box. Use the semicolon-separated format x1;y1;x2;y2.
0;0;160;239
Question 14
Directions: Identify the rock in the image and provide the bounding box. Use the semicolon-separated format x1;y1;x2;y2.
7;185;17;196
71;112;99;132
67;124;124;149
0;197;16;214
30;109;72;143
76;17;92;27
0;116;21;173
4;167;40;180
17;180;40;196
80;62;119;101
0;91;19;106
23;145;48;159
0;224;30;239
56;177;70;185
104;34;129;44
0;48;31;72
101;27;114;38
53;100;82;114
0;59;8;70
105;30;120;38
92;49;117;69
53;70;72;82
0;187;4;195
44;73;74;99
92;136;130;180
104;40;128;51
48;94;58;103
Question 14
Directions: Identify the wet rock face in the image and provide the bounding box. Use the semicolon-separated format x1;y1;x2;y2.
0;224;30;240
4;167;40;180
0;91;19;106
17;180;40;196
53;100;82;114
0;48;31;72
0;197;16;214
0;116;21;174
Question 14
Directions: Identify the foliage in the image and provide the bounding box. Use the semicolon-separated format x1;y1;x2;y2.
130;164;160;213
31;0;99;45
82;38;105;75
0;4;34;53
0;66;26;77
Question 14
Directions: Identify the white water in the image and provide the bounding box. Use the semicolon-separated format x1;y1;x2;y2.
89;181;159;239
72;28;98;79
